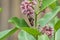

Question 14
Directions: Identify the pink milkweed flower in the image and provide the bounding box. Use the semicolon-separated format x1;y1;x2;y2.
20;0;36;15
41;26;54;38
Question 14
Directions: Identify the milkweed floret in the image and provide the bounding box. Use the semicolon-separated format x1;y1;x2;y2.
41;26;54;38
20;0;36;15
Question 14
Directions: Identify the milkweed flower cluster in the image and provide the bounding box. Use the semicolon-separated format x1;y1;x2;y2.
41;26;54;38
20;0;36;26
20;0;36;15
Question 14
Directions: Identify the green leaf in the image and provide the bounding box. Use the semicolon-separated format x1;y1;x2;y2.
38;6;60;27
54;20;60;32
55;29;60;40
8;17;29;28
38;34;49;40
18;30;36;40
0;27;18;40
48;16;59;27
40;0;56;12
22;27;40;38
0;8;2;13
9;17;40;37
49;2;57;9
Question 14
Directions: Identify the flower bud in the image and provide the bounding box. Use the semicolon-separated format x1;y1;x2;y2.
41;26;54;38
20;0;36;15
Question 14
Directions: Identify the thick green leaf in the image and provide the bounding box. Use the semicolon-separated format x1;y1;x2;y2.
8;17;29;28
9;17;40;37
40;0;56;12
49;2;57;9
48;16;59;27
18;30;36;40
0;27;18;40
55;29;60;40
38;6;60;27
22;27;40;38
54;20;60;32
38;34;49;40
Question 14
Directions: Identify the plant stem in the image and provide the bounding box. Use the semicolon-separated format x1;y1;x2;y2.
35;14;37;28
35;13;38;40
54;32;55;40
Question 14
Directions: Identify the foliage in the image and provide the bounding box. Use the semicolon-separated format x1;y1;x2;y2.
0;0;60;40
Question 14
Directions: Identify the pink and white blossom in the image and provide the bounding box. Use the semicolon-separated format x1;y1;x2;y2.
41;26;54;38
20;0;36;15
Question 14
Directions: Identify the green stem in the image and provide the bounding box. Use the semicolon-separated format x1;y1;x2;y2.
54;32;55;40
35;14;37;28
35;0;40;40
35;13;38;40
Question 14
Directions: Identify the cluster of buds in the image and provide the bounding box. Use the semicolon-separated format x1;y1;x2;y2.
20;0;36;26
20;0;36;15
40;25;54;38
